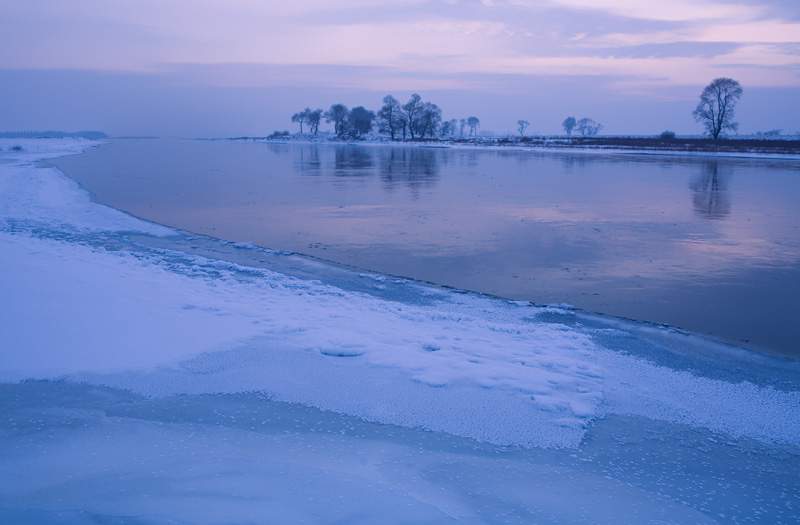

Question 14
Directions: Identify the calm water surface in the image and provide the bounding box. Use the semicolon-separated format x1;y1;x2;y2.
54;139;800;357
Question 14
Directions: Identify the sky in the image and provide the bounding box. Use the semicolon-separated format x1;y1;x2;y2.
1;0;799;137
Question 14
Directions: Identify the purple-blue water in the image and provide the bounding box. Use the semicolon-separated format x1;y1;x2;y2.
53;139;800;357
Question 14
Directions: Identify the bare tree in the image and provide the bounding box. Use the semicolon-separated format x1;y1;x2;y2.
347;106;376;137
440;120;452;138
306;109;323;135
562;116;576;136
291;108;310;134
467;116;480;136
415;102;442;138
693;77;743;139
459;118;467;137
397;113;409;140
377;95;404;140
403;94;422;139
577;118;602;136
324;104;349;137
517;120;529;137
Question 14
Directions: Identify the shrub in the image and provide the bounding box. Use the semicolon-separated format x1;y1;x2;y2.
659;131;677;140
10;144;24;151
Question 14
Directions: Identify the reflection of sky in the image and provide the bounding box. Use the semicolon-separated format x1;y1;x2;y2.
57;141;800;279
55;140;800;352
1;1;799;135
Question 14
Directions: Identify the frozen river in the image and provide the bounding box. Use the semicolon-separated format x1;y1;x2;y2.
2;138;800;523
54;139;800;357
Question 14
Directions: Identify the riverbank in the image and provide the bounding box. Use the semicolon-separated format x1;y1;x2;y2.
239;132;800;159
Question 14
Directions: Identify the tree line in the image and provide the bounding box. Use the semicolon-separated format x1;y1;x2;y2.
292;94;480;140
289;78;749;141
292;94;601;140
557;79;747;139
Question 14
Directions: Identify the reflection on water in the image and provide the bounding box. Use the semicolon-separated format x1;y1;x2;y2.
265;143;289;156
378;147;439;195
559;154;592;172
333;146;374;176
690;161;731;220
52;139;800;357
293;145;441;192
295;144;321;173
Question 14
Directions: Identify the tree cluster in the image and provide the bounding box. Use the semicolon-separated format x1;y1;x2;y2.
561;116;602;137
374;94;480;140
291;108;323;135
292;94;480;141
291;77;747;140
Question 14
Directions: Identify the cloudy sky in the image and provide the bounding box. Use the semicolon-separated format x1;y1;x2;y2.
1;0;799;136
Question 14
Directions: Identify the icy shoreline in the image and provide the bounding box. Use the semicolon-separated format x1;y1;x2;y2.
243;133;800;161
2;138;800;522
2;137;799;446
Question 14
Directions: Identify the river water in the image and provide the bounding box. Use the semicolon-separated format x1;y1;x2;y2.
52;138;800;357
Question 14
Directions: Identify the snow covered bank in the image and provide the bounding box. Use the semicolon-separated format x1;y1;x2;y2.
251;133;800;160
2;139;800;522
1;138;799;449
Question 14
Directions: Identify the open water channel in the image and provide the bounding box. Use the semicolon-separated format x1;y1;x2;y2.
52;138;800;358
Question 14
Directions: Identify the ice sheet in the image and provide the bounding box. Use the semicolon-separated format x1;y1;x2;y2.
8;381;791;524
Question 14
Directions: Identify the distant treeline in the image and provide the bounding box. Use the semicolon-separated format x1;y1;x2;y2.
0;130;109;139
290;94;481;140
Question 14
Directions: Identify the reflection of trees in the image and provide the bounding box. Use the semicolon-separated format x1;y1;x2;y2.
378;147;440;194
294;144;321;174
290;146;441;194
266;143;290;156
332;146;374;176
690;161;731;220
559;154;590;172
464;150;480;167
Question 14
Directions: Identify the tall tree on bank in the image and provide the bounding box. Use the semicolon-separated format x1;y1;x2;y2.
467;116;480;136
562;116;576;136
306;109;323;135
377;95;404;140
324;104;349;137
693;77;743;139
414;102;442;138
347;106;376;137
403;94;422;139
397;113;409;140
577;118;602;136
291;108;309;134
440;120;454;138
517;120;529;136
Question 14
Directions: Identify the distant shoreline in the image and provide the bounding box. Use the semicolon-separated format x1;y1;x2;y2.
225;133;800;160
